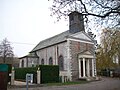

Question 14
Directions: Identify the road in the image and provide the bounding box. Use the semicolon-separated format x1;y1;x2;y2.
8;77;120;90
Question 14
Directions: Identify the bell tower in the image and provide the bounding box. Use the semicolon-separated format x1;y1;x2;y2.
69;11;85;34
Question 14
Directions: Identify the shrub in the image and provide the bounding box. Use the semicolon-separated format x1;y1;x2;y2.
38;65;59;83
15;67;37;83
15;65;59;84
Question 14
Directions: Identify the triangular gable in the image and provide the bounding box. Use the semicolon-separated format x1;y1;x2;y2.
69;31;93;42
78;50;94;58
81;51;93;55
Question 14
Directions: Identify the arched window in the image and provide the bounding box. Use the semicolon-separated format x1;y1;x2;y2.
21;60;24;67
49;57;53;65
58;55;64;71
41;59;44;65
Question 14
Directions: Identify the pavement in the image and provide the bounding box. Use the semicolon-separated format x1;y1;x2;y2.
8;77;120;90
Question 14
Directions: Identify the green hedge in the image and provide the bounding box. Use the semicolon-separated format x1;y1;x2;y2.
15;67;37;83
15;65;59;84
38;65;59;83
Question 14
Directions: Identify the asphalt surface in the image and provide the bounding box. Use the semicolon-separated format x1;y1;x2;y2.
8;77;120;90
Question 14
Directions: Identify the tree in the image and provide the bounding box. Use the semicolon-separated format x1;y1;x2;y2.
0;38;14;63
110;28;120;65
96;28;120;70
49;0;120;28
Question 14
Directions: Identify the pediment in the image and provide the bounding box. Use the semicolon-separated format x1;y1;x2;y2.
78;50;94;58
85;51;93;55
70;31;93;42
81;51;93;55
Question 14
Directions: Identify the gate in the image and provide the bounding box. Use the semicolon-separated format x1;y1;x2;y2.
0;64;8;90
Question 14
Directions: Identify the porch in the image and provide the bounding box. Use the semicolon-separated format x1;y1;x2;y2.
78;51;96;79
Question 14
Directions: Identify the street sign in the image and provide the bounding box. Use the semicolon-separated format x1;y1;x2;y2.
26;73;33;90
26;73;33;83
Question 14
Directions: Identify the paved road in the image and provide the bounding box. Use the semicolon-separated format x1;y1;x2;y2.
8;77;120;90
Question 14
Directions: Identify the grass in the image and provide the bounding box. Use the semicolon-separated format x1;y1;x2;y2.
46;81;89;86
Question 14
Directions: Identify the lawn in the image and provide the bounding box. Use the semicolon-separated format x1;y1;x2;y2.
46;81;89;86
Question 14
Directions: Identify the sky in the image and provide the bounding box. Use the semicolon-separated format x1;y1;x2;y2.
0;0;101;57
0;0;69;57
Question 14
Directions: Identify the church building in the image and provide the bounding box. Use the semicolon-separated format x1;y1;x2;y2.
19;11;97;81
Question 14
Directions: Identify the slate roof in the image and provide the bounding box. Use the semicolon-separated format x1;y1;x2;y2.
19;53;39;59
31;30;95;52
31;30;71;52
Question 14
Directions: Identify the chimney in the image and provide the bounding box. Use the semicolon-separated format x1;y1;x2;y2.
69;11;85;34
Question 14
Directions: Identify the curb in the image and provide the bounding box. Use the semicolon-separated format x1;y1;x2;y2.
7;84;45;89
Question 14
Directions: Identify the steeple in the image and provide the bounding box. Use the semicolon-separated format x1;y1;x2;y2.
69;11;85;34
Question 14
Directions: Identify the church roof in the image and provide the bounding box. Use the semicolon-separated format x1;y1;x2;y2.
19;53;39;59
31;30;95;52
31;30;71;52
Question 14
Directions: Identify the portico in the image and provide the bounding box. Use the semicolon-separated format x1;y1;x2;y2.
78;51;96;78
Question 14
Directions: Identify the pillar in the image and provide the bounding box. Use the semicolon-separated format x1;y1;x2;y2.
87;59;90;77
78;59;81;78
92;59;95;77
37;68;41;84
83;58;86;77
11;67;15;85
94;59;97;76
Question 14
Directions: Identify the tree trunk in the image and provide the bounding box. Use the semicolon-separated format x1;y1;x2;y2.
3;56;6;63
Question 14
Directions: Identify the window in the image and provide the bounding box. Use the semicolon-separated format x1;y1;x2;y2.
58;55;64;71
41;59;44;65
49;57;53;65
21;60;24;67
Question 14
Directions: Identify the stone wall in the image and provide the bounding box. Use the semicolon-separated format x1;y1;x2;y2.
36;42;68;70
19;57;38;68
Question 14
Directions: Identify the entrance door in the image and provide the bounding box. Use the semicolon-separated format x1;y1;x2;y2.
81;60;83;77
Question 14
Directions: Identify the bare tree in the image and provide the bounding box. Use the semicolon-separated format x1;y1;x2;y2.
0;38;14;63
49;0;120;28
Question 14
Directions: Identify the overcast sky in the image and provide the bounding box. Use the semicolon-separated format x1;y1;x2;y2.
0;0;102;57
0;0;69;57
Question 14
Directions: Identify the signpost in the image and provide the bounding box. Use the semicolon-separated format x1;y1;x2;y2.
26;73;33;90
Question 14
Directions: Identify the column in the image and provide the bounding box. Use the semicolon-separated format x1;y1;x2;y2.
94;59;97;76
78;59;81;78
11;67;15;85
37;68;41;84
83;58;86;77
92;59;95;77
87;59;90;77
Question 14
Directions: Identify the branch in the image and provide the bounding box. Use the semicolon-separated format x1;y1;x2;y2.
83;10;120;18
93;0;112;9
79;0;120;18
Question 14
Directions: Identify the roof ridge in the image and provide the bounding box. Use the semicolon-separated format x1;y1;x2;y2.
39;30;69;43
31;30;69;52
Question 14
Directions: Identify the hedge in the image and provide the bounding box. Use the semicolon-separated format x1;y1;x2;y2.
15;67;37;83
15;65;59;84
38;65;59;83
